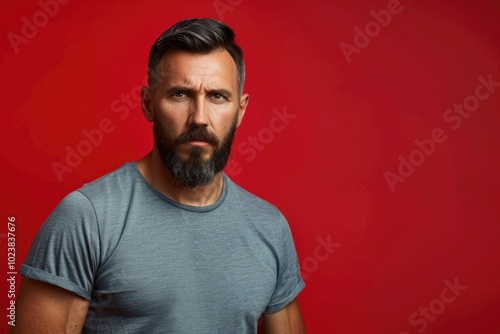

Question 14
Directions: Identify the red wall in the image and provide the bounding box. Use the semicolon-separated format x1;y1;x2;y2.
1;0;499;333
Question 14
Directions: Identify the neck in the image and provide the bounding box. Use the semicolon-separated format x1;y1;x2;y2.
136;149;224;207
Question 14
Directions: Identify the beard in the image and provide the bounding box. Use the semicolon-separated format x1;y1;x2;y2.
153;114;238;188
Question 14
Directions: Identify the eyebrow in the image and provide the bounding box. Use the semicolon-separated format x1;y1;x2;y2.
164;86;234;99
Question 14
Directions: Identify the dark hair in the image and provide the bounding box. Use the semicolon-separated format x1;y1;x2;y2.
148;18;245;94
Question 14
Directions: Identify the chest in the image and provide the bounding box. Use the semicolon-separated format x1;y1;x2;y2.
91;215;278;323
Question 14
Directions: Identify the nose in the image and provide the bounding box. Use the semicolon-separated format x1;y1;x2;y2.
188;97;208;127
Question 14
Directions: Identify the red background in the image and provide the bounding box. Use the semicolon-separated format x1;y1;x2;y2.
1;0;500;333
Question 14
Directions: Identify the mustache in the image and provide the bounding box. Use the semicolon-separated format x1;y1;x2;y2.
175;127;220;146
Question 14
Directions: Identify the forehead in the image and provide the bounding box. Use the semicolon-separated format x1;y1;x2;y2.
155;49;238;90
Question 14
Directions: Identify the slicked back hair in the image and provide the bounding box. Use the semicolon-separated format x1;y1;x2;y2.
148;18;245;95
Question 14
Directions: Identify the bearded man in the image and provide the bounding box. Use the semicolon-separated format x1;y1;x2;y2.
14;18;305;333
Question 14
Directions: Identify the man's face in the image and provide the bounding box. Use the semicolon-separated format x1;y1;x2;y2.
142;48;248;188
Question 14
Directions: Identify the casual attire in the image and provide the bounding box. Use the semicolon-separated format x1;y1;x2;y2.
21;163;304;333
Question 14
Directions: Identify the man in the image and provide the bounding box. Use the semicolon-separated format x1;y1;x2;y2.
14;18;305;333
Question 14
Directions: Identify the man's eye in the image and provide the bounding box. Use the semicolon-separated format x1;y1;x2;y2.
211;93;225;100
173;92;186;98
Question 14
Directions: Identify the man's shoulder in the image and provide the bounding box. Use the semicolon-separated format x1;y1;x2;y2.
224;175;284;219
77;162;137;200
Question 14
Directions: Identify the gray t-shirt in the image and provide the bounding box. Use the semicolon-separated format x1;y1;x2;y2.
21;163;304;333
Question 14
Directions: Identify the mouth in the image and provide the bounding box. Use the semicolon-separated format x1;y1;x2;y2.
186;140;211;146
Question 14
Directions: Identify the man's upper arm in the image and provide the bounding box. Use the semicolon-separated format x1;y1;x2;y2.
12;277;89;334
262;299;306;334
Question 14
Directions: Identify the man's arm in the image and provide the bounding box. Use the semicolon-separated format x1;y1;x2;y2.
262;299;306;334
11;277;89;334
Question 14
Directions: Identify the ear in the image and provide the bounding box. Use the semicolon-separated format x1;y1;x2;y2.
141;86;154;122
236;93;249;127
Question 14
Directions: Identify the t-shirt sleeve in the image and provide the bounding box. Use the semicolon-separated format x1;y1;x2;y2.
264;212;305;314
20;190;100;301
